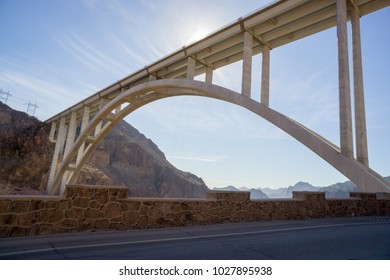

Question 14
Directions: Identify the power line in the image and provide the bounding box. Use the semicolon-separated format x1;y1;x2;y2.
24;101;39;116
0;88;12;104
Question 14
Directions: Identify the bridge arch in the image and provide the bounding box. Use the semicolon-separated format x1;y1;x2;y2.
49;79;390;195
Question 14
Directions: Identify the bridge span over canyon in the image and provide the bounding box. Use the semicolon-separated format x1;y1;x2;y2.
44;0;390;195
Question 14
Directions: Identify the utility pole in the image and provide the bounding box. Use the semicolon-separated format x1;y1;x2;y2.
0;88;12;104
25;101;39;116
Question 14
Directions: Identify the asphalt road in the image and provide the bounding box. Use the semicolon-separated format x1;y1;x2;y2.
1;216;390;260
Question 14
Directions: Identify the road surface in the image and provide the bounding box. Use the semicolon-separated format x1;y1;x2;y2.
1;216;390;259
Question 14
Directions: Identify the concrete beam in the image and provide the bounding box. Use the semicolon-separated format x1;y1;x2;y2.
49;121;56;142
351;7;369;166
261;45;270;106
63;112;77;158
61;111;77;193
205;67;213;84
77;106;90;165
187;57;196;79
241;31;253;97
336;0;354;159
46;117;66;194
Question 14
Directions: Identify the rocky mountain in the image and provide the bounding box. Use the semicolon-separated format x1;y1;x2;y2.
0;102;53;194
318;180;360;199
218;177;390;199
84;120;208;198
214;186;269;199
0;102;208;198
262;181;319;198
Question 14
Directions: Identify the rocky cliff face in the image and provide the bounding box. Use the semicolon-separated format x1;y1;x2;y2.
0;102;208;198
83;120;208;198
0;102;53;194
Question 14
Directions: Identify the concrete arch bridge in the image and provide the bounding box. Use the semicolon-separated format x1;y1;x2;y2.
45;0;390;195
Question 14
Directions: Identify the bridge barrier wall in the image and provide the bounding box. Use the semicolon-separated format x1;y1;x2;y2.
1;185;390;238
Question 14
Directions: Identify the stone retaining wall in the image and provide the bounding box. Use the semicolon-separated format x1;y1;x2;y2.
1;185;390;238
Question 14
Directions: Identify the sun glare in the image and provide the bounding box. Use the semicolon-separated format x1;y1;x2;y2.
185;25;210;45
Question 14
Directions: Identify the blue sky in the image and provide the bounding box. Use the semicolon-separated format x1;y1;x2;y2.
1;0;389;189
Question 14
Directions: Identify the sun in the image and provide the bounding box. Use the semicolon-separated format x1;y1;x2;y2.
185;24;211;45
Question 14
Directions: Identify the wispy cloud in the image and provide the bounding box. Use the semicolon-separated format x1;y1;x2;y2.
57;34;129;75
0;53;100;120
0;71;74;119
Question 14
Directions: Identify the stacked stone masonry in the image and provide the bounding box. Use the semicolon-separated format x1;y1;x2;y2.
1;185;390;238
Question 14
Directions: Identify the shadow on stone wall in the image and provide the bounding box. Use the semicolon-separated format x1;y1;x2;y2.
1;185;390;238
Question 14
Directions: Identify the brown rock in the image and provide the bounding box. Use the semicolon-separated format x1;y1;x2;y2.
121;201;141;211
28;225;39;236
89;200;101;209
12;200;30;213
0;214;17;225
68;208;85;220
94;219;109;230
29;200;46;211
39;209;50;222
95;192;109;204
0;102;53;193
59;219;78;229
105;202;122;219
38;224;54;235
9;226;28;237
72;197;89;208
0;227;10;238
148;206;162;218
59;200;70;210
49;209;65;223
77;220;93;231
46;201;59;209
123;211;139;226
85;208;104;219
0;200;11;212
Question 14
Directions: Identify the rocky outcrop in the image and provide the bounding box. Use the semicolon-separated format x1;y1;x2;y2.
0;102;208;198
0;102;53;193
83;120;208;198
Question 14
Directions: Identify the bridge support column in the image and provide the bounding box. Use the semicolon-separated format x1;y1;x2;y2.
261;45;270;107
46;117;66;193
95;99;107;136
351;6;369;166
336;0;353;159
77;106;90;164
61;111;77;193
205;66;213;84
241;31;253;98
187;57;196;79
49;121;56;142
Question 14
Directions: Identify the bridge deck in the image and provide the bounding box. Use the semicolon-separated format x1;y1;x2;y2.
45;0;389;124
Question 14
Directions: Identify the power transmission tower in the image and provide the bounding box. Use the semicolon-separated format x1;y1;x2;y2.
0;88;12;104
25;101;39;116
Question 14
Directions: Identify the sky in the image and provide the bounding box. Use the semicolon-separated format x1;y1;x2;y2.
0;0;389;189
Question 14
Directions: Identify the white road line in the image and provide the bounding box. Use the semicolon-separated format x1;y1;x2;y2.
0;221;388;257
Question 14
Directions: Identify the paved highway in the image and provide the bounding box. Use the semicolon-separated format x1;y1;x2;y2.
1;216;390;260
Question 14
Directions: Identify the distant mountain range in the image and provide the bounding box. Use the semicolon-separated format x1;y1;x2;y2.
215;177;390;199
